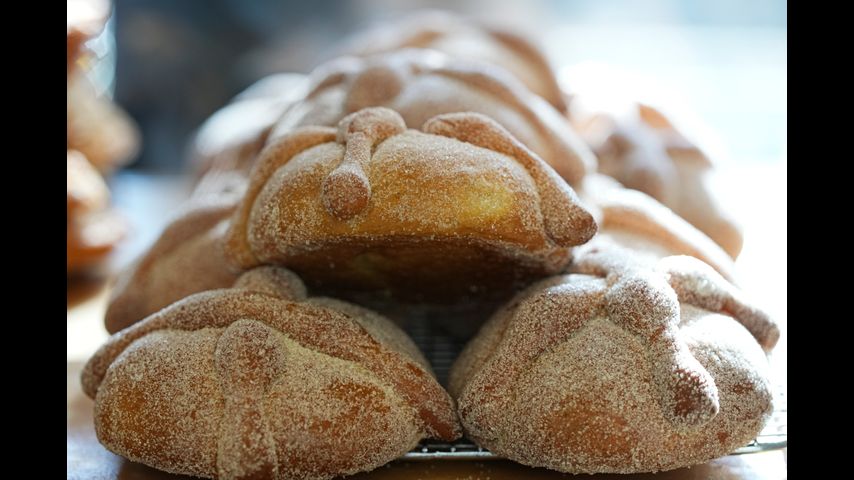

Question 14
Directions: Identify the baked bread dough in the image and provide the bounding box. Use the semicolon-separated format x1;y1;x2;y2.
83;266;461;480
67;73;139;174
578;174;736;280
225;107;596;303
572;100;743;257
270;49;594;185
449;247;778;473
67;0;108;74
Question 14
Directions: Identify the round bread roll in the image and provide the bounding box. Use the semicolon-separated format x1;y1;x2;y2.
225;107;596;303
450;247;778;473
83;266;461;480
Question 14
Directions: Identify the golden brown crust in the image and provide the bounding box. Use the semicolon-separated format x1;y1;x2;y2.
338;10;567;112
225;126;338;267
422;113;593;245
84;267;461;479
271;49;593;185
449;248;777;473
226;107;596;303
104;196;243;333
571;100;743;257
304;296;431;369
654;256;779;351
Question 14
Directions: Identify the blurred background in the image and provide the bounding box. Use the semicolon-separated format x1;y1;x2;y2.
112;0;786;172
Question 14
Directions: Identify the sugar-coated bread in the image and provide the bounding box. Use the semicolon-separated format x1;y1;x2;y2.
269;49;594;185
450;247;777;473
105;195;243;333
226;107;596;303
577;174;736;281
572;100;743;257
84;266;461;480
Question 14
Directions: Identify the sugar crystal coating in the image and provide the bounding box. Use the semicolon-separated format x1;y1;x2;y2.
84;267;461;480
450;246;777;473
225;107;596;303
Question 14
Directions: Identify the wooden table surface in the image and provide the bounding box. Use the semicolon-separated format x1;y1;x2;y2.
67;168;787;479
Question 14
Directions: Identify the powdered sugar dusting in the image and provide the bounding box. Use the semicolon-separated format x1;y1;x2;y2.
577;173;736;281
225;107;595;303
449;246;775;473
105;196;242;333
338;11;568;113
84;267;460;479
658;255;780;351
570;98;743;257
269;48;593;185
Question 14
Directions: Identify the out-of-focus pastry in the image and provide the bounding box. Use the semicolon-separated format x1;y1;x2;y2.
83;266;461;479
571;100;743;257
190;73;310;180
67;149;109;217
67;0;135;275
67;150;125;273
450;247;778;473
104;195;241;333
67;210;125;273
338;10;567;113
269;49;593;185
67;0;109;74
578;174;736;280
67;73;139;174
225;107;596;304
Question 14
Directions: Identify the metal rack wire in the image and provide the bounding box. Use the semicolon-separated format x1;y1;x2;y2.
402;315;787;460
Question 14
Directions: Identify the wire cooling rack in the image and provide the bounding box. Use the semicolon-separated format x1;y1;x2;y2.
402;315;788;460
